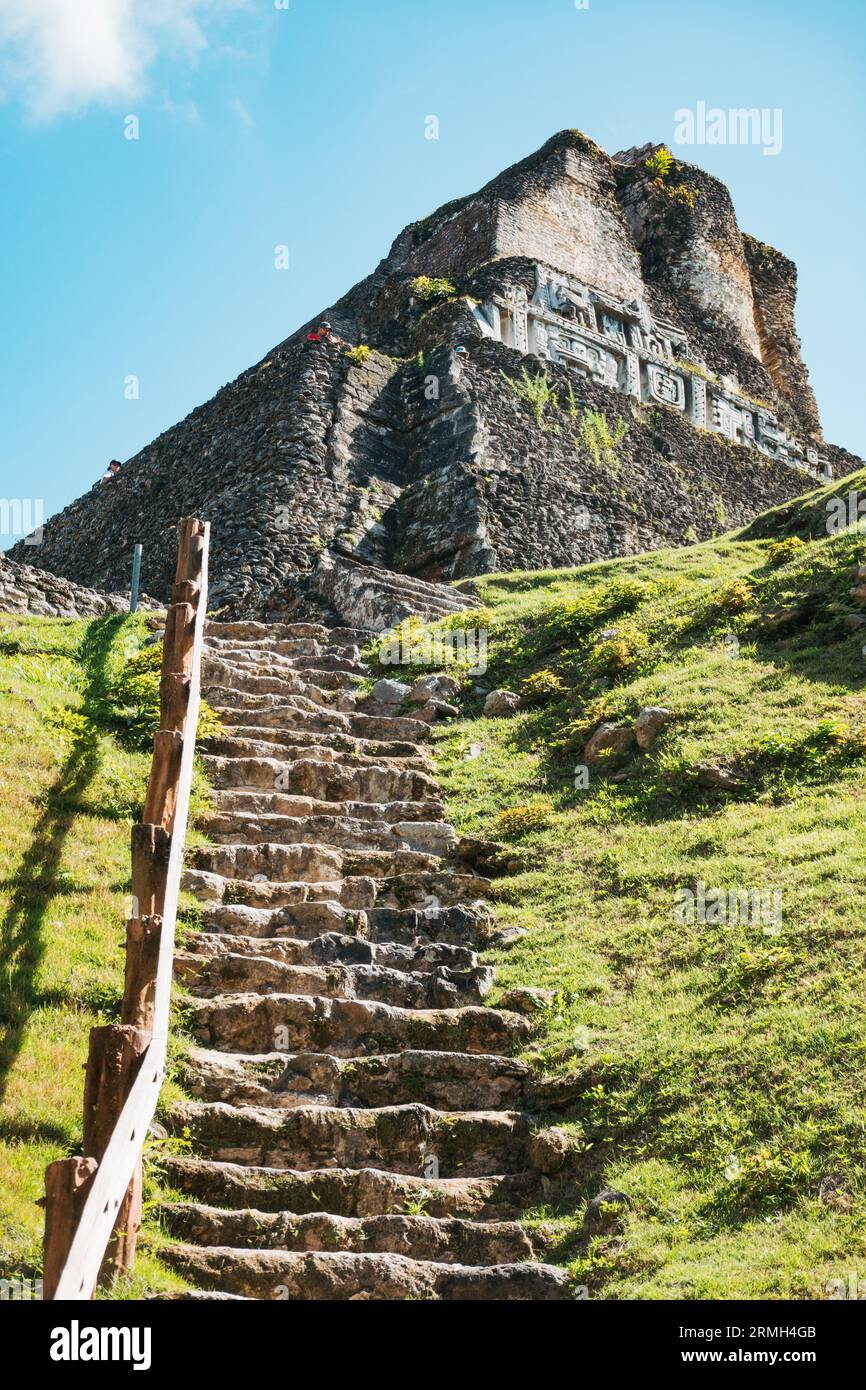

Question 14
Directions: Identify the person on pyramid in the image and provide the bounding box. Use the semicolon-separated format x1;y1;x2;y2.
305;321;334;348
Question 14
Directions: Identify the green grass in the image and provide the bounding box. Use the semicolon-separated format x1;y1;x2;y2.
415;502;866;1299
0;611;208;1299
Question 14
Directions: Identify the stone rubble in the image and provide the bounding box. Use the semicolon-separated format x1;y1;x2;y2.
0;552;150;619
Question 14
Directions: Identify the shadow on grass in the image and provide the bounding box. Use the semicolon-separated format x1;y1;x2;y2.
0;615;130;1113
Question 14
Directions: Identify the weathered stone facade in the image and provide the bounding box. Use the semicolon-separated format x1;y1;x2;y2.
13;130;861;616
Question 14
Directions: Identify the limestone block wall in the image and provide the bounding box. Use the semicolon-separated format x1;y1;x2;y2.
17;340;405;614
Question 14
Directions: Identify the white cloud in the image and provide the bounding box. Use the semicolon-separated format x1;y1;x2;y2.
0;0;241;119
230;95;253;127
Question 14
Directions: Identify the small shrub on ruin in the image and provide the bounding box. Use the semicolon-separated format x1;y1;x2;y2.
580;409;628;468
503;368;560;431
411;275;456;302
644;147;674;180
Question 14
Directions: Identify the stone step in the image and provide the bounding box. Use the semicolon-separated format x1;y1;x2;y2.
169;1100;533;1176
205;647;364;679
187;842;345;885
207;662;363;699
320;555;481;617
180;929;479;975
159;1246;573;1301
204;645;364;675
210;790;446;825
204;620;369;649
182;870;376;911
211;730;427;763
201;756;438;803
204;746;430;778
180;1047;551;1112
188;901;369;939
158;1204;534;1264
363;901;488;941
204;691;430;743
189;895;483;939
162;1157;537;1220
203;811;457;859
204;673;358;713
188;842;442;886
175;951;492;1008
186;994;529;1057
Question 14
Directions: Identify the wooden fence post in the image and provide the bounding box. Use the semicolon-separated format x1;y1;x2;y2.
121;916;163;1032
130;543;143;614
143;731;184;831
82;1023;149;1284
130;822;171;919
43;1157;98;1300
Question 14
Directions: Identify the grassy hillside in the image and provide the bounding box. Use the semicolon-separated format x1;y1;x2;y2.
374;473;866;1299
0;612;205;1298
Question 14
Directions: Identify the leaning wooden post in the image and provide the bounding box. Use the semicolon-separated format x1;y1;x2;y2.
43;1157;98;1300
82;1024;149;1284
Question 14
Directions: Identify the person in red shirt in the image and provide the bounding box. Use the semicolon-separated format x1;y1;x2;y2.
305;321;333;346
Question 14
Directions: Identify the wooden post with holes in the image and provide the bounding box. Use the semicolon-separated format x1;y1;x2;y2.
121;916;163;1031
82;1024;149;1284
42;1157;98;1300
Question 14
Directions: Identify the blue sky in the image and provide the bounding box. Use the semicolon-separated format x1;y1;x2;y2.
1;0;864;547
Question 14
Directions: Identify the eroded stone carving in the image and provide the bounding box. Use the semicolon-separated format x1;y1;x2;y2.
471;262;830;482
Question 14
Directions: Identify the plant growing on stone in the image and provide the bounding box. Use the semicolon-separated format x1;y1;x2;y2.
503;368;559;431
580;409;628;468
345;344;371;365
566;380;579;421
644;146;674;180
410;275;456;303
645;146;700;210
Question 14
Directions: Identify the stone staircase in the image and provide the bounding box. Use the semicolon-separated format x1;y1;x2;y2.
159;618;577;1300
269;551;480;632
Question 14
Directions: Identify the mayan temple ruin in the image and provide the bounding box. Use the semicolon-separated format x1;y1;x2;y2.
11;130;862;626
